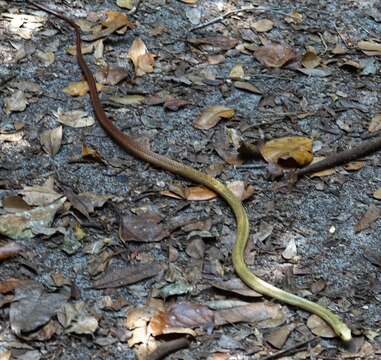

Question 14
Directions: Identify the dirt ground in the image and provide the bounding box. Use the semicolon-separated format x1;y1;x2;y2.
0;0;380;359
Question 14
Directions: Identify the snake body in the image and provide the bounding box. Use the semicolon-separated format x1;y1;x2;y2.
28;1;351;342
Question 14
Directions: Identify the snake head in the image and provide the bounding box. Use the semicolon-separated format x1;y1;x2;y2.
337;324;352;342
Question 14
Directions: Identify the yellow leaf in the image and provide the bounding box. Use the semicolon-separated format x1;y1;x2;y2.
193;106;235;130
229;64;244;80
101;11;131;28
63;81;103;96
252;19;273;32
310;156;336;178
259;136;313;167
302;48;321;69
368;113;381;133
66;43;94;56
82;144;104;163
116;0;134;10
127;38;155;76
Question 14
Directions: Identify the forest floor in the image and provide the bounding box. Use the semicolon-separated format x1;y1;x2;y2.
0;0;380;359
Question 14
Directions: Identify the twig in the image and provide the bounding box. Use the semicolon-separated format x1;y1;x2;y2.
190;6;262;31
260;338;317;360
146;337;191;360
295;135;381;178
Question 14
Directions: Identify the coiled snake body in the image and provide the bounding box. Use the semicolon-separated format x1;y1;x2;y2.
27;1;351;342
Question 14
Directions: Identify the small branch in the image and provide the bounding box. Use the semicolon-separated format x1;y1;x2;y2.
190;6;262;32
260;338;317;360
146;337;191;360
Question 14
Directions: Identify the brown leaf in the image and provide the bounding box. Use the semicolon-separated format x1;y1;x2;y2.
40;126;62;156
187;36;238;50
20;177;62;206
212;278;262;297
101;11;133;29
0;242;23;261
0;278;28;294
229;64;244;80
357;40;381;56
54;109;95;128
163;97;188;111
343;160;365;171
92;262;164;289
95;65;129;85
265;325;293;349
193;106;235;130
254;43;297;68
307;314;336;338
302;48;321;69
373;188;381;200
368;113;381;133
109;94;145;105
82;144;105;163
233;81;262;94
119;213;169;242
63;81;103;97
354;204;381;233
259;136;313;167
128;38;155;77
252;19;274;32
309;156;336;178
2;195;32;212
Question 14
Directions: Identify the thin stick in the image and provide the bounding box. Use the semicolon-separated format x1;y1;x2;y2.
260;338;316;360
146;337;191;360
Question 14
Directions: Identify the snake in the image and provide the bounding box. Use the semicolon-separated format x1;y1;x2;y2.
27;1;351;342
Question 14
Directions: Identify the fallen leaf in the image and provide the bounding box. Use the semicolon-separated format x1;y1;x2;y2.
0;242;23;261
187;36;238;50
0;197;66;240
63;81;103;96
284;10;303;24
233;81;262;94
343;160;365;171
226;181;256;201
0;131;24;142
307;314;336;338
0;278;28;294
354;204;381;233
109;94;145;105
40;126;62;156
309;156;336;178
10;282;69;335
162;184;217;201
368;113;381;133
163;97;188;111
254;43;297;68
252;19;273;32
302;47;321;68
193;106;235;130
373;188;381;200
66;43;94;56
331;44;348;55
4;90;28;114
265;325;293;349
229;64;244;80
259;136;313;167
116;0;134;10
119;213;169;242
358;40;381;56
95;65;129;85
54;109;95;128
35;50;55;66
92;262;164;289
2;195;32;212
127;37;155;76
282;238;297;260
57;302;98;334
20;177;62;206
212;278;262;297
82;144;105;163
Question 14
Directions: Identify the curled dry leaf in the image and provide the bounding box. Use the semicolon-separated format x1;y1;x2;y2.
40;126;62;156
212;278;262;297
54;109;95;128
252;19;273;32
229;64;244;80
20;177;61;206
63;81;103;96
127;38;155;77
309;156;336;178
82;144;105;163
302;48;321;69
116;0;134;10
368;113;381;133
259;136;313;168
357;40;381;56
307;314;336;338
233;81;262;94
373;188;381;200
254;43;297;68
193;106;235;130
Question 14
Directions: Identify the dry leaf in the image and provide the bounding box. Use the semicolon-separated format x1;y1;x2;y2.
226;181;255;201
82;144;104;163
343;160;365;171
358;40;381;56
368;113;381;133
229;64;244;80
193;106;235;130
109;95;145;105
101;11;132;29
162;184;217;201
0;131;24;142
20;178;61;206
307;314;336;338
212;278;262;297
2;196;32;212
0;278;28;294
4;90;28;114
302;48;321;68
66;43;94;56
63;81;103;96
0;242;23;261
233;81;262;94
282;238;297;260
259;136;313;167
265;325;293;349
284;11;303;24
127;38;155;77
35;50;55;66
116;0;134;9
354;204;381;233
95;65;129;85
54;109;95;128
309;156;336;178
373;188;381;200
252;19;273;32
254;43;297;68
40;126;62;156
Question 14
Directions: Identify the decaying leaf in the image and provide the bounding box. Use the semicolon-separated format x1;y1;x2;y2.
127;38;155;76
265;325;293;349
82;144;105;163
309;156;336;178
0;242;23;261
233;81;262;94
357;40;381;56
354;204;381;233
307;314;336;338
212;278;262;297
92;262;164;289
252;19;273;32
2;195;32;212
95;65;130;85
63;81;103;96
302;47;321;68
20;177;61;206
0;278;28;294
116;0;134;10
193;106;235;130
4;90;28;114
54;109;95;128
109;95;145;105
259;136;313;167
373;188;381;200
119;213;169;242
229;64;244;80
40;126;62;156
226;181;255;201
343;160;365;171
0;197;66;240
254;43;297;68
368;113;381;133
10;282;69;335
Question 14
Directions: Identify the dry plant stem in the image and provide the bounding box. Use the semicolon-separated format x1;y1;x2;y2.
296;136;381;177
146;337;191;360
26;1;352;342
260;338;317;360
